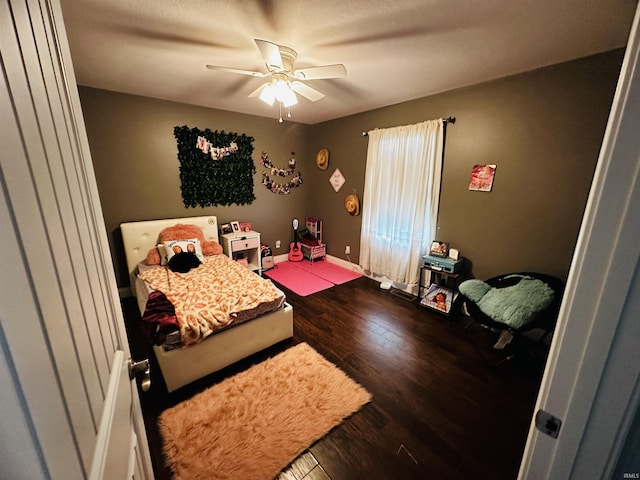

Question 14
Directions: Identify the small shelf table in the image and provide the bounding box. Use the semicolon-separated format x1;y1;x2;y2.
417;263;465;315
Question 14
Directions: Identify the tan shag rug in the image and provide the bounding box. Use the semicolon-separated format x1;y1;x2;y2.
158;342;372;480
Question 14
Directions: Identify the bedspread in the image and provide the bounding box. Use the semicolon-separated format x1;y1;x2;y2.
138;255;284;347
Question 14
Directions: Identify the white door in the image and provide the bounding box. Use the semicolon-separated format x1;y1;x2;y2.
519;4;640;478
0;0;153;478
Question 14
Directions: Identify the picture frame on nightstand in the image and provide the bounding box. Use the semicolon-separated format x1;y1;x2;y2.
429;240;449;258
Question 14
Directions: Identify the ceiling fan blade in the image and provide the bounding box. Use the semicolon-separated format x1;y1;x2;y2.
291;82;325;102
248;83;267;98
206;65;267;77
255;39;284;71
293;64;346;80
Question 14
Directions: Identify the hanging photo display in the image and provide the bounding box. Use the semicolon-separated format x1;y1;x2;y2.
260;151;303;195
196;136;238;159
174;125;255;207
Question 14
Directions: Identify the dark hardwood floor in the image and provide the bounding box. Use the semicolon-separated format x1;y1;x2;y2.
122;275;546;480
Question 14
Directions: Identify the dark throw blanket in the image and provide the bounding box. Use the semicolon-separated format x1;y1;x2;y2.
141;291;180;347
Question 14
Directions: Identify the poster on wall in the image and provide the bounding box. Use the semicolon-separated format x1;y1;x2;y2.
468;164;496;192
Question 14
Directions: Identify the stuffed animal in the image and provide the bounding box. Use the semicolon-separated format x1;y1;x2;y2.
145;223;223;265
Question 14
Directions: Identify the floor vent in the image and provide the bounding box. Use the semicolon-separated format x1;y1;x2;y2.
390;288;415;302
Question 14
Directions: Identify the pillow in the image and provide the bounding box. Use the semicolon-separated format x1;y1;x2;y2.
145;223;223;265
459;279;491;303
163;238;204;264
460;277;555;329
156;244;167;265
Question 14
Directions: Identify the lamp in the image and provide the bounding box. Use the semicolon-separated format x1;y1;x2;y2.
258;74;298;122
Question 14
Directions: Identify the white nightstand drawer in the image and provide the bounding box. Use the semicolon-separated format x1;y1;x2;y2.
230;236;260;252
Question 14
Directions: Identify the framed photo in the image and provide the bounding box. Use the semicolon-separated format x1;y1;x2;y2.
429;240;449;258
239;222;252;233
230;221;241;233
220;223;233;235
468;164;496;192
421;284;454;314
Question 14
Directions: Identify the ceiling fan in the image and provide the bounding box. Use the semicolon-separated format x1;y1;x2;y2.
206;39;346;121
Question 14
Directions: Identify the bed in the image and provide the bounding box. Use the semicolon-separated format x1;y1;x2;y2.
120;215;293;392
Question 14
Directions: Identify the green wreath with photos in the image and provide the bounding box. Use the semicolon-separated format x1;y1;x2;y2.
174;125;256;207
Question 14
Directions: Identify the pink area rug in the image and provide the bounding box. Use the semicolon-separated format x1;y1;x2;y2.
264;260;361;296
293;259;362;285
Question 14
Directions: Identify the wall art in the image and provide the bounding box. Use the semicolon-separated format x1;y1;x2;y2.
260;151;303;195
468;164;496;192
174;125;256;207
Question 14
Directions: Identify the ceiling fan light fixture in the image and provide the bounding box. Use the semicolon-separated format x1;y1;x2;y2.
207;39;345;122
259;84;276;106
282;88;298;107
274;78;290;101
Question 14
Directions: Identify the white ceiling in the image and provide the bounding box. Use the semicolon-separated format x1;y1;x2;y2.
59;0;638;125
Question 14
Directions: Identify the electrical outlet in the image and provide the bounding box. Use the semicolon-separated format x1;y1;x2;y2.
276;240;281;249
345;245;351;255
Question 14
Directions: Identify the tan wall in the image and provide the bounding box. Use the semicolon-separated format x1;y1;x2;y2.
79;89;315;286
309;49;624;281
80;49;623;287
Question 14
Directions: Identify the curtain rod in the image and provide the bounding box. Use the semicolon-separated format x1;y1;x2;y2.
361;116;456;136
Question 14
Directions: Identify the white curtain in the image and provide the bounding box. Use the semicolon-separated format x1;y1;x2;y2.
359;119;444;285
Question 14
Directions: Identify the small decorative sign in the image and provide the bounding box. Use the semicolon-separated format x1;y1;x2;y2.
329;168;346;192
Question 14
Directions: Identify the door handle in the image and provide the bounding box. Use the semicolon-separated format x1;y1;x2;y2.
128;358;151;392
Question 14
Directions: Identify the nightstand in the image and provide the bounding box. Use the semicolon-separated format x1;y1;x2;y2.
221;231;261;275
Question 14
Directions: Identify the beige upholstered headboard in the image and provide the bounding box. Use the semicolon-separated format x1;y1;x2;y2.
120;215;219;295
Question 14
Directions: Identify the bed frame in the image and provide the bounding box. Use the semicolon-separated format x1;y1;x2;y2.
120;215;293;392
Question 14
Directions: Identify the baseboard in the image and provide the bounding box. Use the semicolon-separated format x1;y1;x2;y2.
273;253;290;264
325;254;364;273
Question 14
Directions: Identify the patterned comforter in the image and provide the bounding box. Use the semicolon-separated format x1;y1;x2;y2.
138;254;285;347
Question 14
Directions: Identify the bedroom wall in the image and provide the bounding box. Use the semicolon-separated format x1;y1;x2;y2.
78;88;316;287
80;49;624;288
308;49;625;281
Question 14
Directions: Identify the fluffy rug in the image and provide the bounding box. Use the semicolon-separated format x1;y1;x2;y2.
158;343;372;480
